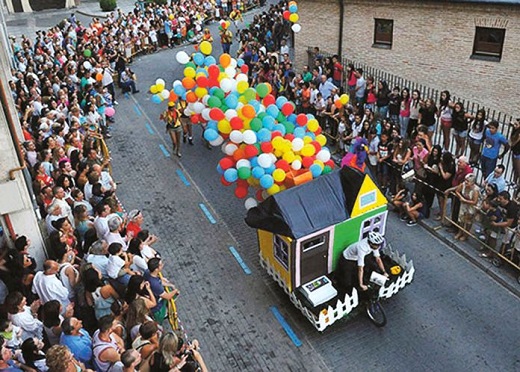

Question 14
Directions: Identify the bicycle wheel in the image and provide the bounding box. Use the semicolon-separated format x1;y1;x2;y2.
366;300;387;327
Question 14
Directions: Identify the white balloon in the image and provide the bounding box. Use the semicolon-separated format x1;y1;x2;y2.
270;153;277;164
201;108;212;121
229;130;244;144
291;159;302;170
236;102;244;110
83;61;92;70
236;159;251;169
258;153;273;168
156;78;166;87
225;66;236;79
220;78;233;93
193;102;205;114
316;149;331;162
244;197;258;210
202;95;210;105
183;108;192;116
292;138;304;152
176;51;190;64
210;135;224;146
225;109;238;120
172;80;182;88
230;58;238;68
243;130;257;145
161;89;170;99
291;24;301;33
236;73;248;82
224;143;238;156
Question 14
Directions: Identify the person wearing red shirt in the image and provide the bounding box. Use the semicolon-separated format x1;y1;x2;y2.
332;55;343;88
126;209;144;238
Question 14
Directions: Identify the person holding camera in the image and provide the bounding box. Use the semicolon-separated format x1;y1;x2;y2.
149;332;208;372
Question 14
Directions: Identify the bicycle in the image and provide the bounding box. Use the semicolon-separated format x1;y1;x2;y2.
364;282;387;327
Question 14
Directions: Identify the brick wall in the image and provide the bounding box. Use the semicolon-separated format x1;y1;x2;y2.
295;0;520;118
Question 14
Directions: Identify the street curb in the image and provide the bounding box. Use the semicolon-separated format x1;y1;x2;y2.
419;220;520;298
75;9;109;19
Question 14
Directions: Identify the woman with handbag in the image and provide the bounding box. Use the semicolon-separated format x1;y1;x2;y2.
160;105;182;158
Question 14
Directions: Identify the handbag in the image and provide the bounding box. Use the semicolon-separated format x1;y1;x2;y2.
401;160;415;182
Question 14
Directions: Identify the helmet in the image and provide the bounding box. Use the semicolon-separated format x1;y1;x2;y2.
367;231;384;245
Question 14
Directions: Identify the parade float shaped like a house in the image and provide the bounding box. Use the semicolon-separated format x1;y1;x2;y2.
245;166;415;331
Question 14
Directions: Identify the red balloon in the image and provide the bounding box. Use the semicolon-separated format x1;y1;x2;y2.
283;10;290;20
230;117;244;130
260;142;273;153
296;113;308;126
235;186;248;199
271;131;283;139
190;114;200;124
325;160;335;168
311;141;322;153
209;108;225;121
208;65;220;79
302;156;314;168
284;133;295;141
255;189;264;202
263;94;275;107
244;144;259;158
196;76;209;88
208;78;220;87
237;179;249;188
240;64;249;74
315;126;322;135
221;176;232;186
220;157;235;170
281;102;294;116
276;159;291;172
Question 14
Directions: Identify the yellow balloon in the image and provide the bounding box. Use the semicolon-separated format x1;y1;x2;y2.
226;20;231;29
195;87;208;98
236;80;249;94
316;134;327;146
184;67;196;78
169;14;174;20
150;84;159;94
273;169;286;182
272;136;284;150
243;120;251;130
281;142;292;154
340;93;349;105
199;40;212;56
301;144;316;157
274;149;283;158
238;95;248;104
314;159;324;170
303;136;313;144
289;13;299;23
283;150;296;163
156;83;165;91
307;118;319;132
267;184;281;195
217;119;232;134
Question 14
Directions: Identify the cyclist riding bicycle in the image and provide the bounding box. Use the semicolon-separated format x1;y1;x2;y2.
338;231;389;291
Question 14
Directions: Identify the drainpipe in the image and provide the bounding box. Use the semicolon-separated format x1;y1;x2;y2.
3;214;16;241
338;0;344;57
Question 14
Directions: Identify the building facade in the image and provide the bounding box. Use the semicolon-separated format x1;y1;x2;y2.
294;0;520;118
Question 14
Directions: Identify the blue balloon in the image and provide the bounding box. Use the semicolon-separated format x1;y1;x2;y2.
306;132;316;140
274;124;286;136
250;156;259;167
193;52;205;66
289;4;298;13
237;58;245;67
306;113;316;120
173;84;186;96
276;96;288;109
294;127;306;138
203;128;219;141
262;116;276;130
206;120;218;131
196;67;208;76
225;94;238;109
151;94;162;104
204;55;217;66
260;174;274;189
216;164;224;175
248;100;261;112
310;164;322;178
224;168;238;183
287;113;297;123
257;128;272;142
266;104;279;118
252;166;265;179
265;164;276;175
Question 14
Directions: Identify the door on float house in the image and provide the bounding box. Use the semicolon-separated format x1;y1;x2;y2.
299;232;330;285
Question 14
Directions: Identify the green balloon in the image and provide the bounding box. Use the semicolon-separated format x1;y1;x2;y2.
186;62;196;69
276;111;286;122
284;121;295;134
238;167;252;179
213;88;225;100
208;96;222;108
243;88;257;102
323;165;332;174
250;118;262;132
257;112;267;120
256;83;269;98
83;49;91;57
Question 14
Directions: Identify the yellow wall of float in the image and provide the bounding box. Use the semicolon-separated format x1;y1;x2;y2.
258;229;293;291
350;175;387;218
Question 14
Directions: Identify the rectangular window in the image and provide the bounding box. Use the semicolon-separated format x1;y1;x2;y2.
373;19;393;48
302;236;325;252
472;27;505;61
360;211;387;241
273;235;289;270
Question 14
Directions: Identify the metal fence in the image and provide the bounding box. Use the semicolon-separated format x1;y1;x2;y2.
306;47;518;192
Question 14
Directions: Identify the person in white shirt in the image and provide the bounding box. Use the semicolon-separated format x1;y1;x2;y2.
32;260;70;311
94;202;111;240
5;292;43;341
338;232;389;291
106;216;129;251
86;240;110;279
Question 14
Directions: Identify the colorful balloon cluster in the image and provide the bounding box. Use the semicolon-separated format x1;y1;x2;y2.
165;49;337;208
283;1;301;33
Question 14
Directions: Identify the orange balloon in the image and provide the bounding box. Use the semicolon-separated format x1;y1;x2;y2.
185;91;197;103
233;148;246;161
182;77;196;90
219;53;231;68
96;73;103;82
334;100;343;109
169;91;178;102
241;104;256;119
